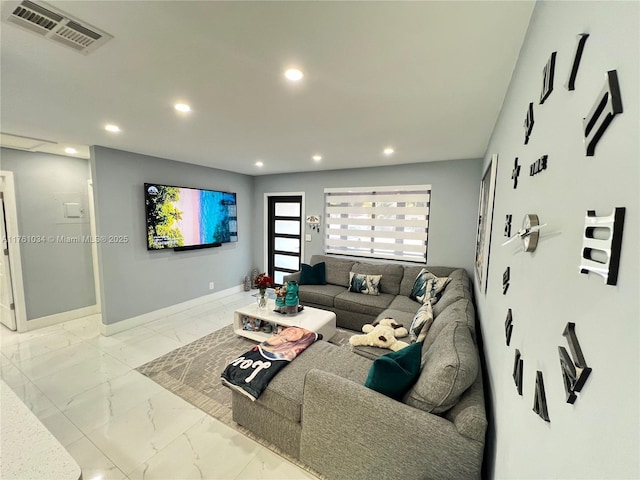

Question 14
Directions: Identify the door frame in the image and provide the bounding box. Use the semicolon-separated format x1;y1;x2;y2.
0;171;27;332
263;191;305;278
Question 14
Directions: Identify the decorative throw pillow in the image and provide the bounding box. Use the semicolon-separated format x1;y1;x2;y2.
299;262;326;285
364;342;422;400
348;272;382;296
409;268;450;305
409;301;434;343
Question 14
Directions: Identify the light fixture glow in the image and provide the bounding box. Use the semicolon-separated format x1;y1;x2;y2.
312;154;322;162
105;124;121;133
284;68;304;81
255;161;264;167
383;147;395;155
64;147;78;154
174;103;191;113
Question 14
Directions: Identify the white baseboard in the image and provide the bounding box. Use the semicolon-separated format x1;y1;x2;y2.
25;304;100;332
100;285;244;336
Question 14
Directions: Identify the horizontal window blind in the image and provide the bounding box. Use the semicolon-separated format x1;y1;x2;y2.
325;185;431;262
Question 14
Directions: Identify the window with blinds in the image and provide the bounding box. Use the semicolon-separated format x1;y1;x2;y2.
324;185;431;263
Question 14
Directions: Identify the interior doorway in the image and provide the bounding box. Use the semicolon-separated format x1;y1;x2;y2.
0;171;26;331
1;191;16;330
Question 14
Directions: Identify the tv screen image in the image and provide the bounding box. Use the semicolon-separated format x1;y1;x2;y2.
145;183;237;250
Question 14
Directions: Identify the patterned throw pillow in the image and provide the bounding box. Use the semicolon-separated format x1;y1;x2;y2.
409;301;434;343
348;272;382;296
409;268;450;305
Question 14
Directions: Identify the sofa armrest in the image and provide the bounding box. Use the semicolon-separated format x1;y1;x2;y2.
283;271;301;283
300;369;483;480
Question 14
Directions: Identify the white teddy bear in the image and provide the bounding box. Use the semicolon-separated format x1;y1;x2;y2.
349;318;410;351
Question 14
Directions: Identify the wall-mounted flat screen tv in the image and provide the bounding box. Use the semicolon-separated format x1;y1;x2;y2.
144;183;237;250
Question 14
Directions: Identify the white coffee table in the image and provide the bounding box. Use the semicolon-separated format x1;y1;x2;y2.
233;301;336;343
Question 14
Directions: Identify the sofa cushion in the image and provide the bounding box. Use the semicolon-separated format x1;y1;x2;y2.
334;291;394;318
298;284;345;308
348;272;381;295
299;262;326;285
352;262;404;295
432;269;472;317
409;268;451;305
424;298;476;350
387;295;422;315
311;255;355;287
365;342;422;400
256;341;371;423
404;322;478;414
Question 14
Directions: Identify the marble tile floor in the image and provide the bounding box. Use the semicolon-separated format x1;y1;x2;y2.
0;291;318;480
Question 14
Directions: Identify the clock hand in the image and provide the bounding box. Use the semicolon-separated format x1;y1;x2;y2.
501;224;548;246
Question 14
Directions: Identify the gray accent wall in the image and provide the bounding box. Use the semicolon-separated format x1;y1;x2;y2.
252;159;482;273
0;148;95;319
90;146;254;325
476;2;639;478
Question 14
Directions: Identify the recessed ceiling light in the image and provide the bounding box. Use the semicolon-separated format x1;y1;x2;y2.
105;124;121;133
174;103;191;113
255;161;264;167
383;147;395;155
284;68;304;81
312;154;322;162
64;147;78;154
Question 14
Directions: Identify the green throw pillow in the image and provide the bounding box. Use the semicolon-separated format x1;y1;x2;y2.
299;262;327;285
364;342;422;400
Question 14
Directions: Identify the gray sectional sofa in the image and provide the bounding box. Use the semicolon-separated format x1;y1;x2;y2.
231;255;486;479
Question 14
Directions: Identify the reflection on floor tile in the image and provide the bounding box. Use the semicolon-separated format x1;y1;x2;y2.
236;448;318;480
66;436;128;480
86;389;206;475
0;290;318;480
127;416;260;480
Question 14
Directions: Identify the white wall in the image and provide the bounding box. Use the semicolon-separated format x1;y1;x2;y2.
252;159;483;274
0;148;96;320
476;2;639;478
90;146;254;326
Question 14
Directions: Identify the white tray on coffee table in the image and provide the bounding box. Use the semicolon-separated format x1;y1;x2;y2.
233;302;336;342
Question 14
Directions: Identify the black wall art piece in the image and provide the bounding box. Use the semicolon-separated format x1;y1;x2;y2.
558;322;592;404
533;371;550;422
540;51;557;104
513;349;523;396
502;267;510;295
512;158;521;189
583;70;623;156
579;207;625;285
566;33;589;91
530;155;548;177
505;309;513;346
505;214;513;237
524;103;535;145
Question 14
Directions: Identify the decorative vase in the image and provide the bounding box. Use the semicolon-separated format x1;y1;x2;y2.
243;276;251;291
285;281;299;315
275;295;286;313
257;290;267;309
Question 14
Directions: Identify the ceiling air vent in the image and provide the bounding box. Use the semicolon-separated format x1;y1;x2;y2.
4;0;113;55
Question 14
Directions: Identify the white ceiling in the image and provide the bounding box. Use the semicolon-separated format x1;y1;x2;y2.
0;1;535;176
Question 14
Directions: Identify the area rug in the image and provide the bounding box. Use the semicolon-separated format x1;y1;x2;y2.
136;324;353;476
